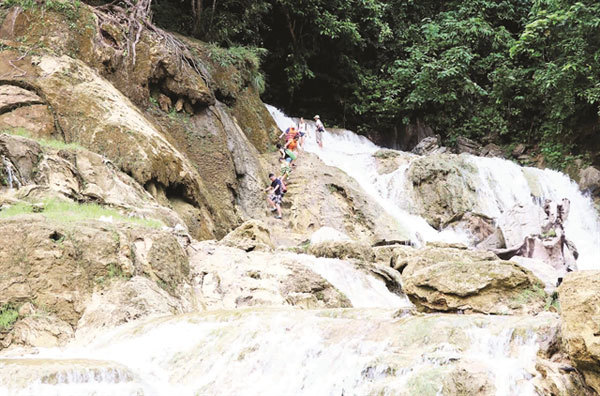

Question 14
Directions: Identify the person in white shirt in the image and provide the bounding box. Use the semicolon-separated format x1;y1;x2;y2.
313;115;324;148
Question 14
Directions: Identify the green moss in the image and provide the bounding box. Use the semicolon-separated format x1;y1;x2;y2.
0;305;19;331
1;128;85;151
95;263;131;285
405;368;445;396
515;284;546;305
2;0;81;21
0;198;164;228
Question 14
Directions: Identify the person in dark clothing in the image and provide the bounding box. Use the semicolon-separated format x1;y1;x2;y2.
265;173;284;219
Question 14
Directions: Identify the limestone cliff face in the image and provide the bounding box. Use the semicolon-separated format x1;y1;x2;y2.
0;4;277;239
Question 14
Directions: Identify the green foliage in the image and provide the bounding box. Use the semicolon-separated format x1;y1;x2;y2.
2;0;81;21
0;305;19;331
206;44;267;94
148;0;600;168
0;198;164;228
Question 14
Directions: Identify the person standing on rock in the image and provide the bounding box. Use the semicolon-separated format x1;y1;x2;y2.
298;117;307;150
314;115;324;148
265;173;284;219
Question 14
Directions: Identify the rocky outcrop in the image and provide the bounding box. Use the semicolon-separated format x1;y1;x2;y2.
261;153;407;246
0;4;275;239
399;244;547;314
0;133;183;227
496;199;578;273
558;271;600;394
411;136;445;156
220;219;274;252
406;154;479;229
0;218;192;349
308;240;375;261
188;241;351;309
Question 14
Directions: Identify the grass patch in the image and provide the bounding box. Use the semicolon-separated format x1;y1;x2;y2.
515;284;547;305
1;127;85;151
95;263;131;285
0;198;164;228
0;305;19;331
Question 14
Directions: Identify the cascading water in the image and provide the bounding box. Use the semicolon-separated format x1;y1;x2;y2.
266;105;600;269
0;310;554;396
1;105;593;396
266;105;466;245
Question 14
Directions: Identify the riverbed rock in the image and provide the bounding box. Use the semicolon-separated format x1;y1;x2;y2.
0;218;192;349
453;136;481;155
373;149;412;175
406;154;479;229
9;315;74;349
411;136;442;156
400;245;547;314
220;219;274;252
558;270;600;394
188;241;351;309
444;211;496;245
308;240;375;261
579;166;600;197
441;363;495;395
76;276;190;339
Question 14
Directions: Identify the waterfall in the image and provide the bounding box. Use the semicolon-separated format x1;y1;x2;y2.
266;105;600;269
266;105;469;245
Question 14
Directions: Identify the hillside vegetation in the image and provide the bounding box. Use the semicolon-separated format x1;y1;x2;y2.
144;0;600;168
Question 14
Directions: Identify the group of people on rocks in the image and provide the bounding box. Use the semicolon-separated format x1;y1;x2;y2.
265;115;326;219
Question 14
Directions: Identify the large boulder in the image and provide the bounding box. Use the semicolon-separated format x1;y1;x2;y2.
400;244;547;314
579;166;600;197
188;241;351;309
406;154;479;229
220;219;274;252
496;200;578;273
558;271;600;394
76;276;189;339
0;218;192;349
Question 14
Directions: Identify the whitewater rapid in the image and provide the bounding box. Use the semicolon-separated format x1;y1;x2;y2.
266;105;600;270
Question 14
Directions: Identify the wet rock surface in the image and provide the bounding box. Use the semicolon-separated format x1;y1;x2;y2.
559;270;600;394
400;244;547;314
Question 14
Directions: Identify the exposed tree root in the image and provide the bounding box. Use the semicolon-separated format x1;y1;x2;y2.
90;0;211;87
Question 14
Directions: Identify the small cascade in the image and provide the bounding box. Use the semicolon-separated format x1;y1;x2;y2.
266;104;600;269
294;254;411;308
1;155;21;189
0;359;149;396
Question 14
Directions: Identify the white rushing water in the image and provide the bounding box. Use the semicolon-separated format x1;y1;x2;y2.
266;104;600;269
0;310;552;396
296;254;412;308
